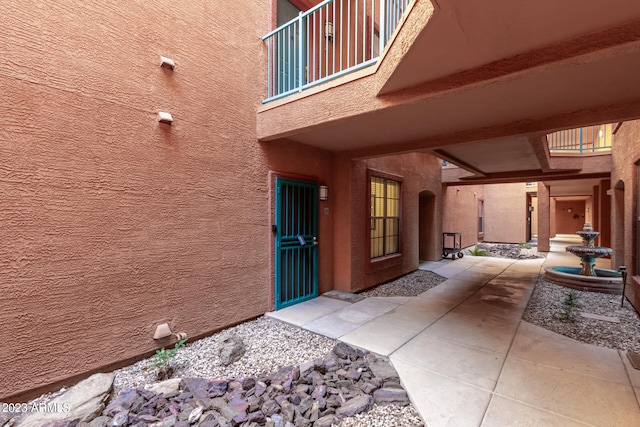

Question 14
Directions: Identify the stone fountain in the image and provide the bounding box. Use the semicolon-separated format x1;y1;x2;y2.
544;223;623;293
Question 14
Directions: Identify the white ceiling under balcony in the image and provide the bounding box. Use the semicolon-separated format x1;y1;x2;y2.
257;0;640;183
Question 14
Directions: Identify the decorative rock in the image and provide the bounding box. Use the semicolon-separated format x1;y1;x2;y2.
279;400;295;422
187;406;204;424
270;413;285;427
373;387;410;406
208;379;228;397
89;416;111;427
368;360;399;382
162;415;177;427
335;395;372;418
84;343;413;427
262;399;280;417
314;414;339;427
15;373;114;426
149;379;181;394
110;411;128;426
218;336;246;366
332;342;358;360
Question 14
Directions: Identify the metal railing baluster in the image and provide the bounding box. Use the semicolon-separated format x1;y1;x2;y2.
262;0;412;102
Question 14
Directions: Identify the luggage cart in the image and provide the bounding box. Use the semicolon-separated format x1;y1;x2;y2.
442;232;464;259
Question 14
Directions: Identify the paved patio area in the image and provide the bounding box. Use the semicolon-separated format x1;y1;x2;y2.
267;237;640;426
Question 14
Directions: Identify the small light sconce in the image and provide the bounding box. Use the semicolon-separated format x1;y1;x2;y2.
319;185;329;201
158;111;173;125
324;22;334;41
567;208;572;213
160;56;175;71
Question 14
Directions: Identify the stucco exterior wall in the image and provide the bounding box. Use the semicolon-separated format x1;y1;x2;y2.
611;121;640;311
442;185;484;249
483;183;528;243
555;201;587;234
334;153;442;293
0;0;342;400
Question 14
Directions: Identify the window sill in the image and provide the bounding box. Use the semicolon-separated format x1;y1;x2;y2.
368;253;403;274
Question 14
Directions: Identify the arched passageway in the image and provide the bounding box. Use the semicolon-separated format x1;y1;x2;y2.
419;191;437;261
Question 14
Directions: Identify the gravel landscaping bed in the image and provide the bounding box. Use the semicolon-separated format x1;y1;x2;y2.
109;317;425;427
470;242;545;260
359;270;447;297
523;277;640;353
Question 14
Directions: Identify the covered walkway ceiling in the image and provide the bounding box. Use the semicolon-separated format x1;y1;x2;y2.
257;0;640;183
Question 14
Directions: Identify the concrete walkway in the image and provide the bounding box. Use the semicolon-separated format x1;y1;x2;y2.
267;238;640;426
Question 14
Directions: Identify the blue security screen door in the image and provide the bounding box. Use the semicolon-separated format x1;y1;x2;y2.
275;178;318;310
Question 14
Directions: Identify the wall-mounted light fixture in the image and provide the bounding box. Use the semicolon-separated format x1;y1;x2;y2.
324;22;334;41
158;111;173;125
319;185;329;201
160;56;175;71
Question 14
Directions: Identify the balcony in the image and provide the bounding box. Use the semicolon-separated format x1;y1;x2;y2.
547;124;613;155
262;0;412;103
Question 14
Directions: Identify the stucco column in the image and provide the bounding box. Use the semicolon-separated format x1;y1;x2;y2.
538;182;551;252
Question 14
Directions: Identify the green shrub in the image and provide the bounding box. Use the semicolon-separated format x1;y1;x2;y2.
468;244;490;256
559;290;580;321
152;338;187;380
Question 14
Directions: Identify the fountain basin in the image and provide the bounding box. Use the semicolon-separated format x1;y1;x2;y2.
544;266;623;294
565;246;612;258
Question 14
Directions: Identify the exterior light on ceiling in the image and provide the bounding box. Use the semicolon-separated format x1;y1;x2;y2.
325;22;334;41
319;185;329;201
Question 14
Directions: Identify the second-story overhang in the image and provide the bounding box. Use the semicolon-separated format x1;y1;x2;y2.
257;0;640;178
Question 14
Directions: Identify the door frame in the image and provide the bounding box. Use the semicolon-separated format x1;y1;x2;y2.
274;176;319;310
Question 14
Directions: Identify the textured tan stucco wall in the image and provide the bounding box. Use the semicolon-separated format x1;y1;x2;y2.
0;0;340;400
611;121;640;311
555;201;587;234
442;185;484;249
334;153;442;292
483;183;528;243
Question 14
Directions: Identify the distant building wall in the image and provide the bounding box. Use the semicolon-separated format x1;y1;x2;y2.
555;201;587;234
442;185;484;249
611;120;640;312
483;183;528;243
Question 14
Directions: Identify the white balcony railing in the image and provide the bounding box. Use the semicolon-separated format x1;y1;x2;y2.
262;0;412;103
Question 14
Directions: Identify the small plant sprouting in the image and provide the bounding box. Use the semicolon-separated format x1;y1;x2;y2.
468;243;490;257
559;290;580;321
152;338;187;380
519;242;532;249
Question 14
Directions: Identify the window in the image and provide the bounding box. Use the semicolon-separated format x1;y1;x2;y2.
370;176;400;258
